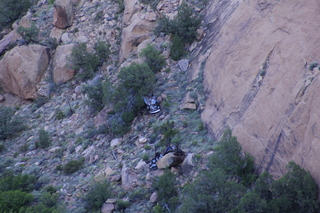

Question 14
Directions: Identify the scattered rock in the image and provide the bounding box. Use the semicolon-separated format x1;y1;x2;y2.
196;28;205;40
135;159;148;171
180;92;197;110
121;163;138;190
49;146;62;153
95;167;114;181
150;191;158;203
178;59;189;72
101;203;115;213
53;0;74;29
181;153;194;176
110;138;121;147
52;44;75;84
106;198;117;204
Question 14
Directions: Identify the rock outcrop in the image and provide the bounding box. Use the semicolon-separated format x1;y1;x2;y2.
53;0;74;29
195;0;320;184
0;45;51;99
52;43;75;84
119;0;157;63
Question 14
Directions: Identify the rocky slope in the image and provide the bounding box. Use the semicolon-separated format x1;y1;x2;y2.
194;0;320;183
1;0;320;211
0;0;209;212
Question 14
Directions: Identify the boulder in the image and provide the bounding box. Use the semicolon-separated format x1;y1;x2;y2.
50;27;64;42
178;59;189;72
0;45;51;99
156;152;175;169
123;0;142;25
181;153;194;176
150;191;158;203
101;203;115;213
0;30;22;55
121;163;138;190
180;92;197;110
119;13;155;63
53;0;74;29
52;44;75;84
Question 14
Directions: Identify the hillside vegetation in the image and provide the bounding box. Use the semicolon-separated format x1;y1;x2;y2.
0;0;319;212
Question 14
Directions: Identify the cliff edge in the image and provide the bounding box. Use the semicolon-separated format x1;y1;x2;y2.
196;0;320;183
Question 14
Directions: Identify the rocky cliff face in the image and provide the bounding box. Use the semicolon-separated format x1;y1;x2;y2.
196;0;320;182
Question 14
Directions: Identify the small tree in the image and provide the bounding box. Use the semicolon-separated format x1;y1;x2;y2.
17;23;39;44
0;106;25;140
170;34;185;61
154;3;202;44
36;129;51;149
85;180;111;211
140;44;166;73
0;0;32;31
153;169;179;211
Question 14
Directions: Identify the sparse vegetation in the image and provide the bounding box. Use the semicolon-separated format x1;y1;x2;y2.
154;3;202;44
308;62;319;71
0;0;33;31
62;158;85;175
17;23;40;44
84;180;111;212
152;169;179;212
69;41;110;80
36;129;51;149
177;129;320;213
0;106;26;140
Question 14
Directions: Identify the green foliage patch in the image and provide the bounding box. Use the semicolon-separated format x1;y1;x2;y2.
140;44;166;73
0;0;32;31
70;41;110;80
177;129;320;213
84;180;111;211
154;3;202;44
0;106;26;140
17;23;39;44
62;158;85;175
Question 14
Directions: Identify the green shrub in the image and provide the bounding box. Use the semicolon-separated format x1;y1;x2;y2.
154;3;201;44
0;0;32;31
0;190;34;212
36;129;51;149
118;62;156;102
85;180;111;211
308;62;319;71
62;158;85;175
0;106;26;140
48;0;55;4
140;44;166;73
55;110;65;120
0;173;36;192
116;199;130;211
0;143;4;153
70;43;99;80
17;23;39;44
94;40;110;66
170;34;185;61
152;169;179;211
70;41;110;80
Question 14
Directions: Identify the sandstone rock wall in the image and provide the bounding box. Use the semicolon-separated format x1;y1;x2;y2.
0;45;51;100
196;0;320;183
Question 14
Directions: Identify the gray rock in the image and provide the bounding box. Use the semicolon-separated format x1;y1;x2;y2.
178;59;189;71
